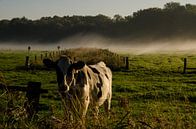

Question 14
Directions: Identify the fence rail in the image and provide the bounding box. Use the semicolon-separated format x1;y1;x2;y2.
0;82;48;119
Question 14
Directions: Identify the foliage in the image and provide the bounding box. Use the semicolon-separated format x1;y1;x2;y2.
1;2;196;42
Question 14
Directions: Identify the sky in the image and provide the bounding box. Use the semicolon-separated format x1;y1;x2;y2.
0;0;196;20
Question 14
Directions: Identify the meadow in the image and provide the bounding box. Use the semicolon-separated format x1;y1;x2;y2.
0;49;196;129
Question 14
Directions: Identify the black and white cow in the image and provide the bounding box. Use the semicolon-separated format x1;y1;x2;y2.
44;55;112;120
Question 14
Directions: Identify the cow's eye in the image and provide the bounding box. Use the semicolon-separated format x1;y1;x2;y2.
74;73;78;77
67;71;72;77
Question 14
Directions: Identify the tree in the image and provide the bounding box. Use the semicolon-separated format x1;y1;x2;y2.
186;4;196;13
164;2;181;10
113;14;124;22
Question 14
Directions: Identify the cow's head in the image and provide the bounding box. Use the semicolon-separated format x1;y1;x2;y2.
43;55;73;93
43;56;87;94
65;61;87;91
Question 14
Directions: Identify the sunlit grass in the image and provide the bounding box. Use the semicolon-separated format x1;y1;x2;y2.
0;49;196;128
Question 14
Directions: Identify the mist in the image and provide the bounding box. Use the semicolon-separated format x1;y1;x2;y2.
1;34;196;55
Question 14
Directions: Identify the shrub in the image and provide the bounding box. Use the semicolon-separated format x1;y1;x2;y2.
61;48;125;70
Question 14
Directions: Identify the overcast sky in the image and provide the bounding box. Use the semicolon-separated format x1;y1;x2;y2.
0;0;196;20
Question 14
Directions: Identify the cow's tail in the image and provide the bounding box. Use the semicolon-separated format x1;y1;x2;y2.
107;68;112;111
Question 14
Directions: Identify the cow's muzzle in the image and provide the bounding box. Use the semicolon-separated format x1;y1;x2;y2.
59;84;70;94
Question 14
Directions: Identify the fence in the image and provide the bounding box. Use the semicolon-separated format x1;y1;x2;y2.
0;82;48;119
25;51;61;69
25;49;131;71
183;58;196;74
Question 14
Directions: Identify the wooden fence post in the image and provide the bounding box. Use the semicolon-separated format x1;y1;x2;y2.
40;54;43;60
183;58;187;74
45;53;48;58
125;57;129;70
116;55;120;68
53;52;55;58
34;55;37;63
25;82;41;119
25;56;30;69
49;53;52;59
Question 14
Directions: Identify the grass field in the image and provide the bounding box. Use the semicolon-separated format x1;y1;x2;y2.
0;50;196;129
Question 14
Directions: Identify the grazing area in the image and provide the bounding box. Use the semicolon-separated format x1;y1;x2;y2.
0;49;196;129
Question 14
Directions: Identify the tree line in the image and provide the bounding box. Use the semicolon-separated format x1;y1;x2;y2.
1;2;196;43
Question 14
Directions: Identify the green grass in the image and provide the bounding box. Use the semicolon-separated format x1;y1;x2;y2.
0;50;196;128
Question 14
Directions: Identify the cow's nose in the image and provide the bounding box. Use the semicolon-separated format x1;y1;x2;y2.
59;85;69;93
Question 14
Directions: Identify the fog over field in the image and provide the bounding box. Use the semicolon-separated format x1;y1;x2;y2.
0;34;196;54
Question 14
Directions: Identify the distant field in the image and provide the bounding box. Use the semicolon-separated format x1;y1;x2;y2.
0;49;196;129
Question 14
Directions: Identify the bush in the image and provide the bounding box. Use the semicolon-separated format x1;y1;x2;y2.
61;48;125;70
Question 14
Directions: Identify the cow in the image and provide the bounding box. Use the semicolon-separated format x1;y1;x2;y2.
44;55;112;122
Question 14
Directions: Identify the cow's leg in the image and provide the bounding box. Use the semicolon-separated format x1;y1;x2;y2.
61;94;74;121
104;92;112;117
82;100;89;117
105;77;112;113
80;96;90;124
92;105;99;125
94;106;99;118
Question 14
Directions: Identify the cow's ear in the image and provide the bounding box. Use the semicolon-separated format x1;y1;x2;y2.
43;58;56;68
73;61;85;70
